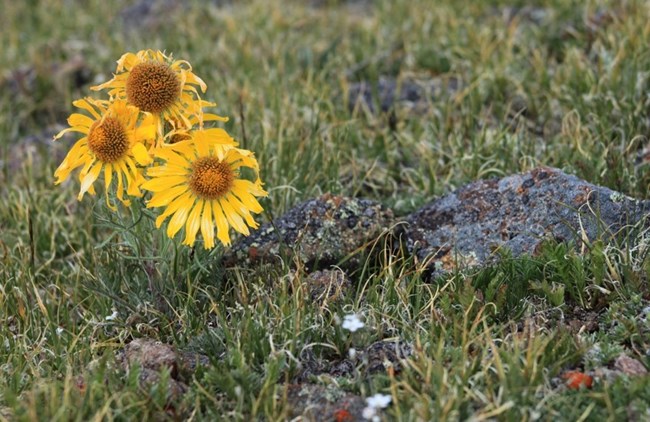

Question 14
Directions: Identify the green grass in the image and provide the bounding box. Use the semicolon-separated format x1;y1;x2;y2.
2;0;650;420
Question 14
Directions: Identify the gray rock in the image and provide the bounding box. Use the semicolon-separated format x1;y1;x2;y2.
224;193;394;270
405;167;650;274
348;77;460;113
285;383;366;421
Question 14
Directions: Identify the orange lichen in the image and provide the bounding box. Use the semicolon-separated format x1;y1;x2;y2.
562;371;593;389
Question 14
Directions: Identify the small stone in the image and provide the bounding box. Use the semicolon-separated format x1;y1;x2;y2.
123;338;178;378
285;383;366;421
614;354;648;376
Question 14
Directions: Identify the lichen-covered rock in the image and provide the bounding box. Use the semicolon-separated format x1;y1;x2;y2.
285;383;366;421
224;193;394;270
348;77;459;114
405;167;650;274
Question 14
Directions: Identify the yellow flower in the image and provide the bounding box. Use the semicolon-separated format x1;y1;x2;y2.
53;98;156;208
91;49;209;140
142;130;267;248
164;99;229;145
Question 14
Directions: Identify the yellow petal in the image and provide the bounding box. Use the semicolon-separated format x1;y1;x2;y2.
225;193;258;228
212;201;231;246
167;196;195;238
200;200;215;249
147;184;187;207
155;191;193;228
134;121;157;144
232;180;265;213
67;113;94;129
202;113;229;122
147;164;188;177
183;200;204;246
132;142;152;165
122;160;142;197
103;163;113;194
141;175;187;192
154;147;190;168
219;198;249;236
72;98;101;119
184;71;207;92
78;162;102;200
54;126;88;140
115;166;131;206
118;52;139;71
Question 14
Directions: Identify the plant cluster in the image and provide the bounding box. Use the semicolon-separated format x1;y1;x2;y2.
53;49;267;249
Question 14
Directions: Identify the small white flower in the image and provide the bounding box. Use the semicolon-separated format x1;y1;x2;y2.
56;327;64;336
362;406;378;421
342;314;365;332
348;347;357;359
362;393;392;421
105;310;118;321
366;393;392;409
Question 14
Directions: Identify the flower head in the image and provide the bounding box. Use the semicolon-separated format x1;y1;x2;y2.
53;98;156;208
142;130;266;248
342;314;365;332
91;50;210;137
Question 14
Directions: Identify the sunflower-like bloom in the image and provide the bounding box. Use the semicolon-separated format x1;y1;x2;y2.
53;98;156;208
142;130;267;249
91;49;209;139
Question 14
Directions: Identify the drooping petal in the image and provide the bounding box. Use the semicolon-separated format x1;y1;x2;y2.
212;200;231;246
183;199;204;246
219;197;249;236
155;191;193;228
78;162;102;200
200;200;215;249
167;196;195;238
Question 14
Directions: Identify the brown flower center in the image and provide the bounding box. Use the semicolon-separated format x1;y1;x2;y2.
126;61;180;113
87;117;129;162
189;157;234;199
